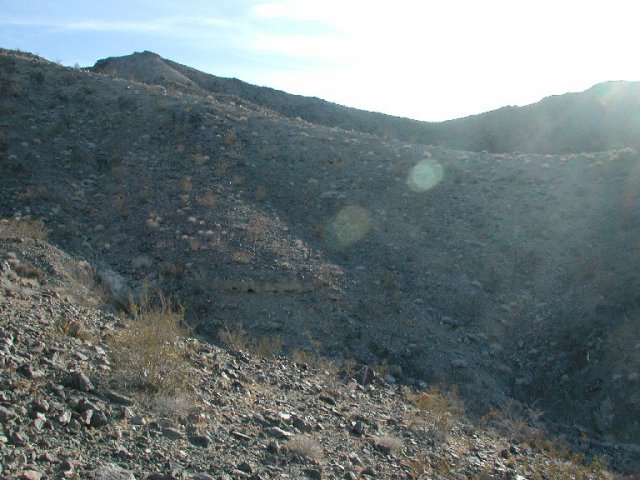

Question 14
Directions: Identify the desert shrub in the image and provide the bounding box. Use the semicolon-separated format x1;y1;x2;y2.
246;223;265;245
232;250;253;264
223;129;238;145
372;435;403;456
407;385;464;440
218;323;249;351
214;158;230;178
0;217;48;240
254;185;268;201
178;177;192;193
285;435;323;460
109;294;192;394
197;191;218;208
253;335;283;358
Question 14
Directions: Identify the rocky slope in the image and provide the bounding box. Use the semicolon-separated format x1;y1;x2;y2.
1;48;640;475
0;221;631;479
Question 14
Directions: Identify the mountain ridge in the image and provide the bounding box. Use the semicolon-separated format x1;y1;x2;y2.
91;51;640;154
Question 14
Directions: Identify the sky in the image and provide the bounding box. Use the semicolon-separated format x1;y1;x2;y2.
1;0;639;121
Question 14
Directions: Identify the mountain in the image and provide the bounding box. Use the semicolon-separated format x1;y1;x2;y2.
436;81;640;153
91;51;640;154
2;48;640;476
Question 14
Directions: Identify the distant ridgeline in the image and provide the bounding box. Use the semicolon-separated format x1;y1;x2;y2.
92;53;640;154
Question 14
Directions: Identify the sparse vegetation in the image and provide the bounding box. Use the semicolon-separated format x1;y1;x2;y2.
0;217;48;240
109;294;192;394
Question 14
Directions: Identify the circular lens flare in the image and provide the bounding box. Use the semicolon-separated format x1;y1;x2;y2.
330;204;372;248
407;159;443;192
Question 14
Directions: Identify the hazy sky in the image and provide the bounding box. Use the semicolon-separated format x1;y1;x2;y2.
2;0;638;121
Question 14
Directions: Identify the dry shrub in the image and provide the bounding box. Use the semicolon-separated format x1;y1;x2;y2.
254;185;268;201
291;348;317;365
285;435;323;460
197;191;218;208
218;323;249;351
253;335;283;358
193;152;209;166
246;223;266;245
214;158;230;178
373;435;403;456
232;250;253;264
408;385;464;440
514;446;611;480
178;177;193;193
0;217;48;240
113;194;129;217
10;260;44;278
483;398;544;447
110;294;192;394
223;129;238;145
219;325;282;358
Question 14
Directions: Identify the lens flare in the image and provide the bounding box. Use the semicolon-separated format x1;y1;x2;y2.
330;204;372;248
407;159;443;192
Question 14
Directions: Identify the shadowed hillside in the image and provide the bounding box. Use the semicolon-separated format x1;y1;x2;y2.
2;48;640;476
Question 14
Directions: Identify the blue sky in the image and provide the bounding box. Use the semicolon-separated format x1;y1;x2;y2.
2;0;639;121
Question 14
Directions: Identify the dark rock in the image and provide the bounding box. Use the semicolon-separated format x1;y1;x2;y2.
318;394;336;406
236;461;252;473
360;466;377;477
350;421;365;436
0;405;17;421
18;364;45;379
265;427;293;439
231;430;251;441
9;430;27;446
292;415;313;432
90;409;108;427
104;390;135;406
189;434;211;448
302;467;322;479
162;427;185;440
79;409;93;425
67;371;94;391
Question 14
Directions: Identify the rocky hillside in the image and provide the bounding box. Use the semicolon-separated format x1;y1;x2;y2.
92;52;640;154
2;222;631;479
1;48;640;476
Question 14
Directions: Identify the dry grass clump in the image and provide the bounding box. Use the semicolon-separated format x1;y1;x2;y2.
285;434;323;460
0;217;48;240
110;294;192;394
